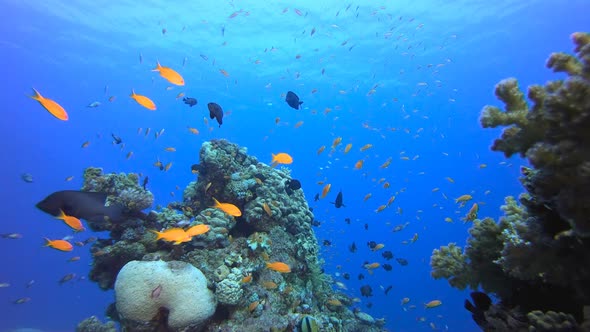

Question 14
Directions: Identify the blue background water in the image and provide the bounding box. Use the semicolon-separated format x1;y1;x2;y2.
1;1;588;331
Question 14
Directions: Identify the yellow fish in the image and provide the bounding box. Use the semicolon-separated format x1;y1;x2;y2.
130;90;156;110
152;61;185;86
271;153;293;166
30;88;68;121
212;197;242;217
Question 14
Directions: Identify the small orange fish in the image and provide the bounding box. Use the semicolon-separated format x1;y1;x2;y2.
425;300;442;308
241;274;252;283
176;92;185;99
321;183;331;198
375;205;387;213
354;160;364;170
380;158;392;168
271;152;293;166
344;143;352;154
152;61;185;86
212;197;242;217
462;203;479;222
188;127;199;135
294;121;304;128
81;141;90;148
248;301;259;312
108;96;116;102
266;261;291;273
126;151;133;160
29;88;68;121
164;162;172;171
359;144;373;152
56;210;85;232
130;90;156;110
185;224;209;237
263;203;272;217
317;145;326;155
164;147;176;152
44;238;73;252
150;228;191;245
363;193;372;201
364;262;380;269
383;182;390;189
327;299;342;306
219;69;230;77
371;243;385;251
67;256;80;262
262;281;278;289
65;176;74;182
332;137;342;149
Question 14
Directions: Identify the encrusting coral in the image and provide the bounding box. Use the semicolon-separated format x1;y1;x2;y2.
431;32;590;329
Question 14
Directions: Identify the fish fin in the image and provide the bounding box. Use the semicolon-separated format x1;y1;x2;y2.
130;89;136;96
43;238;52;247
152;60;161;72
464;299;476;314
30;88;42;101
299;101;303;105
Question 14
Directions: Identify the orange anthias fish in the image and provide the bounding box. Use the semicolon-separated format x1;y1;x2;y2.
271;153;293;166
130;90;156;110
344;143;352;154
212;197;242;217
321;183;331;198
44;238;73;252
56;210;85;232
29;88;68;120
266;261;291;273
354;160;364;170
150;228;191;245
152;61;185;86
185;224;209;237
317;145;326;155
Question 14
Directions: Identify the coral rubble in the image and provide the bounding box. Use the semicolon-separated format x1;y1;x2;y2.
77;139;383;331
431;32;590;330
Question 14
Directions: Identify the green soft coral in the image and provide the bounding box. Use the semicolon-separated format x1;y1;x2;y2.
430;243;473;289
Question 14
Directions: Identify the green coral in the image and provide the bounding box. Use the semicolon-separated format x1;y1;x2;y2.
430;243;472;290
527;310;578;332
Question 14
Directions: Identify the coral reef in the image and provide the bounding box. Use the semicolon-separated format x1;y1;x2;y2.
431;32;590;330
77;139;382;332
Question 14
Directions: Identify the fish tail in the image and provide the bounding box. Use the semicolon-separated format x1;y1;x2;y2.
30;88;42;101
152;60;162;72
130;89;136;96
43;238;52;247
149;230;163;240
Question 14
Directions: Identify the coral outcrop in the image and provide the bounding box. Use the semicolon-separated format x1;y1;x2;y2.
77;139;383;331
431;32;590;330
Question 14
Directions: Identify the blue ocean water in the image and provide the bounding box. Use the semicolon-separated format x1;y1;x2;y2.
1;1;588;331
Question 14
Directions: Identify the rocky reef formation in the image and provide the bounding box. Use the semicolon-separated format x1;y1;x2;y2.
430;32;590;330
77;139;384;332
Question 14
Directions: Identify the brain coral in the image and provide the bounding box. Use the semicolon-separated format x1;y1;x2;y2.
115;260;216;329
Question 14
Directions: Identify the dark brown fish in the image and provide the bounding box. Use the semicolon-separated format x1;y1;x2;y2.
207;102;223;127
36;190;123;222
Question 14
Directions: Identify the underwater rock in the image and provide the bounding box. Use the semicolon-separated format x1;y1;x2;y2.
115;260;216;330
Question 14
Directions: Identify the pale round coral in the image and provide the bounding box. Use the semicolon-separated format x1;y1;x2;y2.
115;260;216;329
